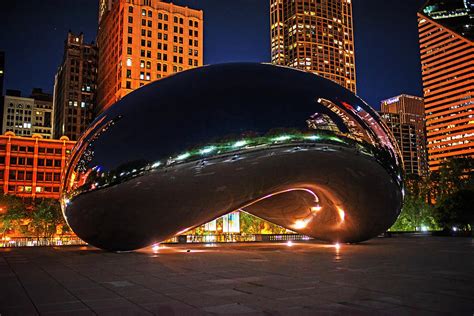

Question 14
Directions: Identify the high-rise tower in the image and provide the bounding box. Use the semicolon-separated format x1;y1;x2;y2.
97;0;204;113
418;0;474;171
270;0;357;93
53;32;98;140
380;94;428;176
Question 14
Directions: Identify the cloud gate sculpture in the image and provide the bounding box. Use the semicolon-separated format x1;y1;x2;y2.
62;63;404;251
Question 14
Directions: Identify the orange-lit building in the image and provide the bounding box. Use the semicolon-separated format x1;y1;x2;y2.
97;0;204;113
270;0;357;93
418;0;474;171
0;132;76;199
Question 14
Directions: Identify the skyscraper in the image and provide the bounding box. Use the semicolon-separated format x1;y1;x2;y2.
270;0;357;93
53;32;98;141
418;0;474;171
97;0;204;113
2;89;54;139
380;95;428;176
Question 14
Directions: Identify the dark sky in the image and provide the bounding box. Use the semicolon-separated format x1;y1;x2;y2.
0;0;426;110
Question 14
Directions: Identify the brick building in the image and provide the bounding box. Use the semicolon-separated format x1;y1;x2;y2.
0;132;76;199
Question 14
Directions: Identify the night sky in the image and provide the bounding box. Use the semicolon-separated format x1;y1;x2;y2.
0;0;426;110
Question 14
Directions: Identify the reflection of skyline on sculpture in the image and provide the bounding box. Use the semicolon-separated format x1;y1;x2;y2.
62;63;404;251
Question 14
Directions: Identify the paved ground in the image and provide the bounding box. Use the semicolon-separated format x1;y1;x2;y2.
0;237;473;315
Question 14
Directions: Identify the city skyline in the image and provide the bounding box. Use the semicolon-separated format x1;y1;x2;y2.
0;0;426;109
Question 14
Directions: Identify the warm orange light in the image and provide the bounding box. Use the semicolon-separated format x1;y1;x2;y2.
311;205;322;213
337;208;345;223
293;219;307;229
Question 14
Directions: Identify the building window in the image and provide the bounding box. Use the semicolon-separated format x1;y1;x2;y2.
126;81;131;89
128;6;133;13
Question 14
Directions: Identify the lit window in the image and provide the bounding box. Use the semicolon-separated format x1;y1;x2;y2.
126;58;132;66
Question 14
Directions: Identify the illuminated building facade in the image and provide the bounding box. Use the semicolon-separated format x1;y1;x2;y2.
53;32;98;141
97;0;204;113
0;132;75;199
380;94;428;176
270;0;357;93
418;0;474;171
2;89;54;139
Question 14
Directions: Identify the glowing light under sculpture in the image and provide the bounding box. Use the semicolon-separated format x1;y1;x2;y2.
62;63;404;251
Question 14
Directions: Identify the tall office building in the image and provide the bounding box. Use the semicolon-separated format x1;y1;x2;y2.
53;32;98;141
380;95;428;176
2;89;54;139
97;0;204;113
418;0;474;171
270;0;357;93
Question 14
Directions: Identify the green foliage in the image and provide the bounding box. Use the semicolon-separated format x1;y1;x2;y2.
0;195;70;238
29;199;64;238
434;189;474;231
0;195;27;237
391;157;474;232
438;158;474;197
240;212;287;234
390;195;438;231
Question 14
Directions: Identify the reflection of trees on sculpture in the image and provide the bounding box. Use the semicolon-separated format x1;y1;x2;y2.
240;212;287;235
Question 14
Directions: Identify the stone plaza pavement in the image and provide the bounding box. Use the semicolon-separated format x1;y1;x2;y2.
0;237;473;315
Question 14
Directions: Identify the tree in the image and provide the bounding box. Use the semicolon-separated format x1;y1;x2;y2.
390;194;438;231
0;194;27;238
434;189;474;232
28;199;64;238
438;158;474;198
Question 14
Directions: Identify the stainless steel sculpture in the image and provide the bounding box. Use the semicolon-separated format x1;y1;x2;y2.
62;63;404;251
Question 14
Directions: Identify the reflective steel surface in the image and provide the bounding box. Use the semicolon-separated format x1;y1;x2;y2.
62;63;404;251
